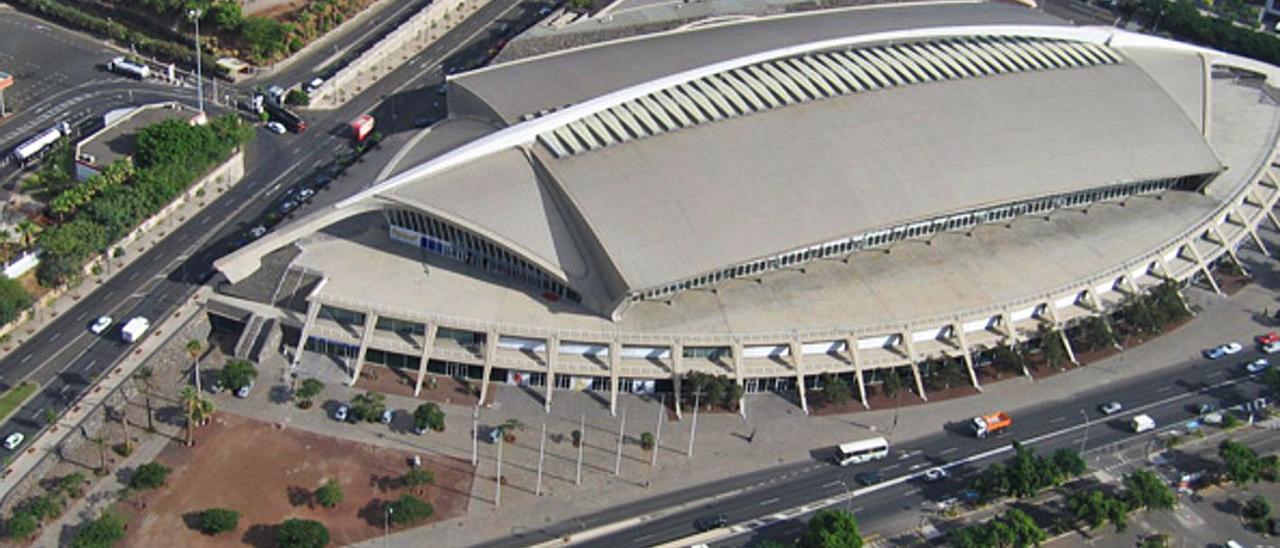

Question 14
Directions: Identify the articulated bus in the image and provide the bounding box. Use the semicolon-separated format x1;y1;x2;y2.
835;436;890;466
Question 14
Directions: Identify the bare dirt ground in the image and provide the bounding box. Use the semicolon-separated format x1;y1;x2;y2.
354;365;483;407
118;413;473;547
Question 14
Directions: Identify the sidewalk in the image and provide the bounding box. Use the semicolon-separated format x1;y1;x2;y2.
318;225;1280;546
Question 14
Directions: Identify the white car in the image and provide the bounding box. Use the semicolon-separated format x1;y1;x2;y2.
89;315;113;334
1204;342;1243;359
922;467;948;482
3;432;24;450
297;188;316;201
1264;341;1280;354
380;409;394;424
266;121;286;134
1245;358;1270;374
1099;401;1123;415
235;381;253;398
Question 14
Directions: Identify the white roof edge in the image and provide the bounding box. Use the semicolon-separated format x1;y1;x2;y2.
339;24;1119;209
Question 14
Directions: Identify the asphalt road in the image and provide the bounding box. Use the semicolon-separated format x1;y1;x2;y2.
479;347;1276;548
0;0;544;458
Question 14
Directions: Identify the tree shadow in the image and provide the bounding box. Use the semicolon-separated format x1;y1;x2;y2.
358;498;389;527
287;485;312;507
241;523;279;548
181;511;205;534
268;384;292;405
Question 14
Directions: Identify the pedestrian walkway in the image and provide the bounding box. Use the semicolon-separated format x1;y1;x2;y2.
333;225;1280;547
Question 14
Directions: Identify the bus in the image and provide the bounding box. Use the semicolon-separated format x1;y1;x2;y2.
835;436;890;466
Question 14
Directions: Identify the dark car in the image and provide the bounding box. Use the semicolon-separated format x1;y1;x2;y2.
693;514;727;532
855;470;884;486
312;174;332;189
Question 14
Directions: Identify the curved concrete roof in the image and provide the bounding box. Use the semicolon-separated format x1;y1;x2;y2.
216;7;1233;319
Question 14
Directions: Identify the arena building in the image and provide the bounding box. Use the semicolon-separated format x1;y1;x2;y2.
214;0;1280;416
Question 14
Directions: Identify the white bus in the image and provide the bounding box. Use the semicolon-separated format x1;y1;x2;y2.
835;436;890;466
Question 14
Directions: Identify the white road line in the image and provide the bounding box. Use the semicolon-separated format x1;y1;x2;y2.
822;481;841;488
47;332;59;342
882;464;899;471
939;447;958;455
1156;385;1176;393
19;354;31;364
759;497;780;506
1049;416;1067;424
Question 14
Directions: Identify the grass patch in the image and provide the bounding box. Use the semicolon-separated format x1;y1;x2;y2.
0;382;39;422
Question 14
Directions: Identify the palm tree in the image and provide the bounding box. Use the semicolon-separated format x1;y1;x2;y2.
90;436;108;476
0;228;12;265
15;220;38;250
114;390;132;455
185;340;203;392
133;366;156;432
180;386;215;447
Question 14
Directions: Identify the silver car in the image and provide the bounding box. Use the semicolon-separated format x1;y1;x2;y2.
1099;401;1123;415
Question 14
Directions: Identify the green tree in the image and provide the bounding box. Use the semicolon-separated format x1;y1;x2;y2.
1040;325;1068;367
1080;316;1116;351
1070;490;1129;531
568;0;591;10
1220;440;1263;485
198;508;240;535
129;462;170;490
181;386;215;447
220;359;257;392
639;432;655;450
1123;470;1175;511
413;402;445;431
1264;367;1280;397
71;509;125;548
1051;448;1087;480
819;373;852;406
401;468;434;488
209;0;243;32
276;518;329;548
314;479;343;508
285;89;310;107
240;17;291;61
881;368;904;397
387;494;433;525
296;378;324;405
1245;495;1272;527
0;276;32;326
725;381;745;410
798;509;863;548
4;511;37;540
351;391;387;422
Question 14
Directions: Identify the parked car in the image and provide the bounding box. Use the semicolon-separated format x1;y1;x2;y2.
266;121;286;134
312;174;332;189
922;467;948;483
1264;341;1280;354
3;432;24;450
297;187;316;201
693;514;728;532
380;409;394;424
486;427;502;443
247;226;268;240
856;470;884;486
1246;358;1271;374
414;423;427;435
333;404;350;422
89;315;113;335
1257;332;1280;345
1098;401;1123;415
1204;342;1243;359
1197;403;1217;415
235;381;253;398
305;77;325;94
414;116;432;128
279;200;299;214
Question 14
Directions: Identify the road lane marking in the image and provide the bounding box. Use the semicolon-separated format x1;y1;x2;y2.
759;497;779;506
1156;385;1176;393
1050;416;1067;424
939;447;958;455
19;354;31;363
822;481;841;488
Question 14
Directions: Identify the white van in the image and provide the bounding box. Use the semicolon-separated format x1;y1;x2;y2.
1131;414;1156;433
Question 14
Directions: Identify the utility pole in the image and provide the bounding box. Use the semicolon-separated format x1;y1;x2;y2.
471;405;479;466
536;423;547;496
687;392;699;457
186;8;204;114
575;413;585;486
614;409;625;476
495;433;503;507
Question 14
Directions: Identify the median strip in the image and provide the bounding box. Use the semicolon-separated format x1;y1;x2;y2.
0;381;38;422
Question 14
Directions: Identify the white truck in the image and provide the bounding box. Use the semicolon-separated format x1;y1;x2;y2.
107;56;151;80
120;316;150;343
11;121;71;165
1131;414;1155;433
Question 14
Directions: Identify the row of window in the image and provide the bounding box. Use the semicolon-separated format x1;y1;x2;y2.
385;208;582;303
632;176;1203;302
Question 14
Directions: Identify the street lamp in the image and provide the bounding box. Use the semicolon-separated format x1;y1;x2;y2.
837;480;853;512
187;8;204;114
383;505;393;546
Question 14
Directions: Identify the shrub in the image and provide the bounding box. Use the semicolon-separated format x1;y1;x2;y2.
413;402;445;432
4;511;38;540
277;518;329;548
388;494;433;525
219;359;257;392
351;391;386;422
819;373;852;405
285;89;310;107
129;462;170;490
402;468;434;488
0;277;32;326
640;432;655;450
71;510;125;548
314;479;343;508
198;508;240;535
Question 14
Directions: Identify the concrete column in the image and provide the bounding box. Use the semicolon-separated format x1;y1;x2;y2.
1212;226;1247;275
1156;255;1177;283
1185;241;1223;295
1085;289;1105;314
348;312;379;386
544;336;559;413
1250;226;1271;257
478;330;497;405
845;336;868;408
900;330;927;402
413;323;438;396
609;339;621;417
952;322;981;391
292;299;322;369
671;339;683;420
1001;308;1031;378
1042;304;1077;365
1268;210;1280;233
1120;274;1141;297
789;339;808;415
731;339;745;418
